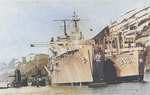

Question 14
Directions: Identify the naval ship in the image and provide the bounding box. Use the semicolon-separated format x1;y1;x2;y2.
45;11;148;85
93;5;150;83
45;12;97;85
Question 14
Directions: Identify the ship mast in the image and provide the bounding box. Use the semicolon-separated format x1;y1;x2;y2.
54;19;70;36
54;12;87;39
72;12;80;30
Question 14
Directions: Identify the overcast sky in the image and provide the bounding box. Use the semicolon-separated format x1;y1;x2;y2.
0;0;150;63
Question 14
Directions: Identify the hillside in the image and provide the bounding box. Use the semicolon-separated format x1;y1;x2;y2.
110;6;150;43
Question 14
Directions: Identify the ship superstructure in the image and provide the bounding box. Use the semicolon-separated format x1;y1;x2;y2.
49;12;93;57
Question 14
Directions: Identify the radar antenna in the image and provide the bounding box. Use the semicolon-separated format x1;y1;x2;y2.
54;12;88;36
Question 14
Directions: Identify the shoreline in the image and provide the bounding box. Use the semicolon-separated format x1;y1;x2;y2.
0;74;149;95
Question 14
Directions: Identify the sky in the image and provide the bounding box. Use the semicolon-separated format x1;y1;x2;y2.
0;0;150;63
